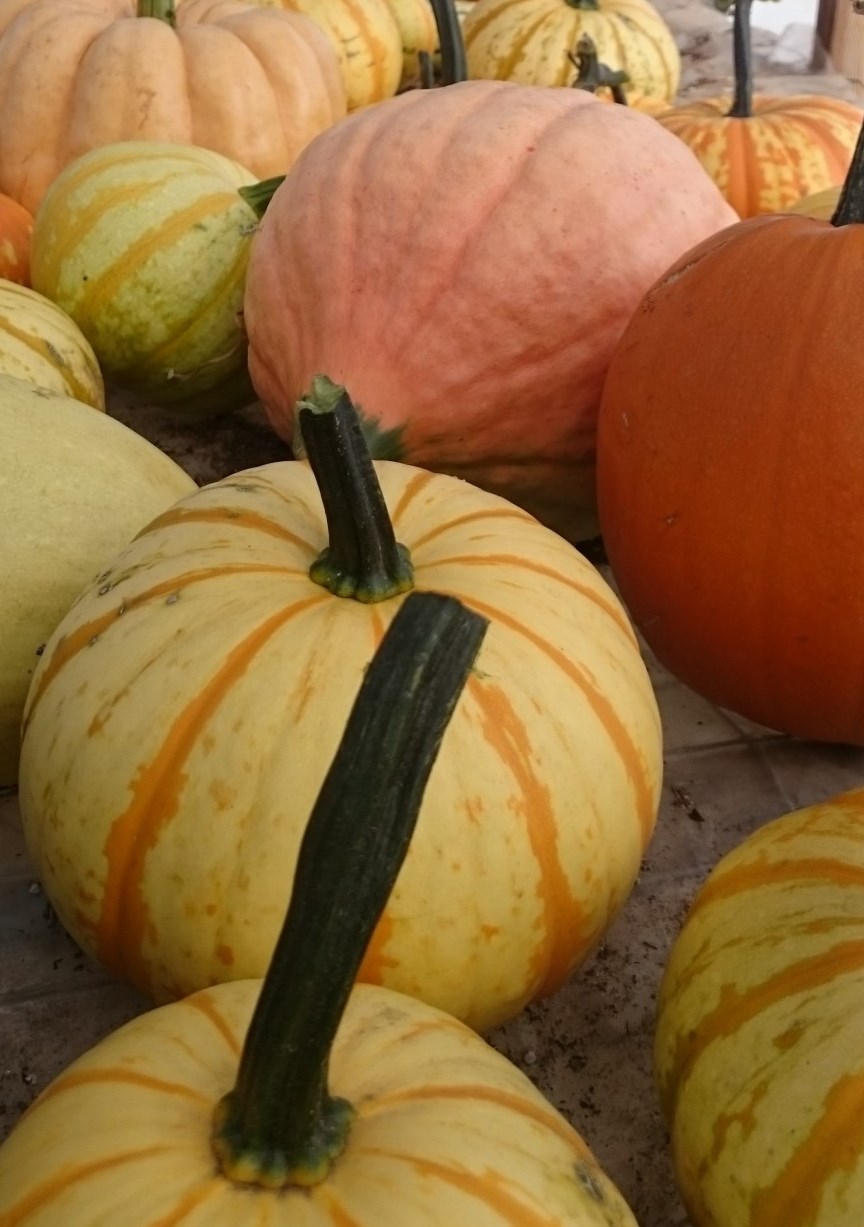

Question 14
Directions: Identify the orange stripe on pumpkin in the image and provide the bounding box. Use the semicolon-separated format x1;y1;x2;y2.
92;594;329;989
28;1067;210;1110
666;939;864;1111
182;992;243;1058
408;506;536;549
0;1145;174;1226
141;1181;225;1227
747;1070;864;1226
134;503;316;553
388;469;438;524
690;856;864;912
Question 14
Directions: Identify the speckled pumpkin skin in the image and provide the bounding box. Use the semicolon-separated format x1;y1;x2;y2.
655;788;864;1226
656;94;863;217
0;279;104;406
19;459;662;1031
0;979;639;1226
31;142;259;415
244;79;737;542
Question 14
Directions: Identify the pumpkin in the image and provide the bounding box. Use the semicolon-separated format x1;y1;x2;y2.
242;79;736;543
18;378;662;1031
384;0;440;87
655;785;864;1226
0;373;195;786
462;0;680;102
0;279;104;407
788;184;840;219
654;0;862;217
595;109;864;745
0;190;32;283
0;0;346;214
30;140;266;417
257;0;404;109
1;592;640;1227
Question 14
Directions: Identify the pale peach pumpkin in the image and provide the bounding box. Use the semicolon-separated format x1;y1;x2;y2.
0;0;346;214
244;79;736;542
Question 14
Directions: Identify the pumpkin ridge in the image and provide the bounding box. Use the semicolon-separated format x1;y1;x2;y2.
91;594;330;987
690;856;864;912
454;595;658;844
407;507;537;548
136;506;316;554
181;992;243;1058
387;469;438;524
0;1144;176;1226
31;1067;211;1109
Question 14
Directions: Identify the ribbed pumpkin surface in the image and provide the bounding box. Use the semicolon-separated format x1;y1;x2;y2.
656;94;863;217
655;788;864;1226
30;142;259;414
0;980;639;1225
19;460;662;1030
463;0;680;100
0;279;104;407
0;0;345;214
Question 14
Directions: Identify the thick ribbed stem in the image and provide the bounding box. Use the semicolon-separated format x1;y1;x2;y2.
211;591;488;1188
830;114;864;226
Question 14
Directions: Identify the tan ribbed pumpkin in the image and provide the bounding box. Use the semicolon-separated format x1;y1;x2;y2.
18;383;663;1032
463;0;680;101
655;786;864;1226
0;0;345;213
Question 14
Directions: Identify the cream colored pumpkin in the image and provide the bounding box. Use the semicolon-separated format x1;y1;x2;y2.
0;0;346;214
0;374;196;785
788;184;840;219
255;0;403;109
463;0;680;101
19;454;662;1031
0;279;104;406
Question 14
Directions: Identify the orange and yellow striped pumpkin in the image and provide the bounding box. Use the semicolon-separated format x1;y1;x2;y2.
18;384;663;1032
462;0;680;102
654;786;864;1226
2;594;640;1226
654;0;861;217
254;0;403;109
0;0;345;214
30;141;261;416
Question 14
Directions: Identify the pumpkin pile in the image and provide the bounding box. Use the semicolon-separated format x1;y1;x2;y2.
3;1;864;1223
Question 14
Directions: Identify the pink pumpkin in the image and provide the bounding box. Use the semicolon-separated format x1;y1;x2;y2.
244;79;737;542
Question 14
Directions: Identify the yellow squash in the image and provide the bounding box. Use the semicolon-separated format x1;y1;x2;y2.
655;787;864;1225
0;374;195;785
19;380;662;1032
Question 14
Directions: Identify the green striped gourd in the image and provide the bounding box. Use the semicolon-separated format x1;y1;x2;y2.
0;279;104;407
18;380;662;1032
655;787;864;1226
30;141;262;417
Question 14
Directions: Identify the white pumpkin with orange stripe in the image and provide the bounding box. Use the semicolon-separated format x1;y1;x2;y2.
30;140;260;417
18;381;663;1032
0;279;104;407
655;787;864;1225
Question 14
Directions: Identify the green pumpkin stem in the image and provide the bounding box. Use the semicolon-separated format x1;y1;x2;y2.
297;376;414;602
727;0;753;119
212;590;488;1189
430;0;467;85
239;176;285;220
830;114;864;226
568;34;631;103
418;49;436;89
137;0;176;24
564;0;601;10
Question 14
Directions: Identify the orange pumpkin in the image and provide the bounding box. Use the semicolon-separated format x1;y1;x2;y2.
595;111;864;745
655;0;862;217
243;79;736;543
0;191;32;283
0;0;346;213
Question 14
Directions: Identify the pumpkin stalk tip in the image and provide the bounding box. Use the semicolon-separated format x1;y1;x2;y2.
211;590;488;1191
297;380;415;603
136;0;176;25
830;114;864;226
238;176;285;221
